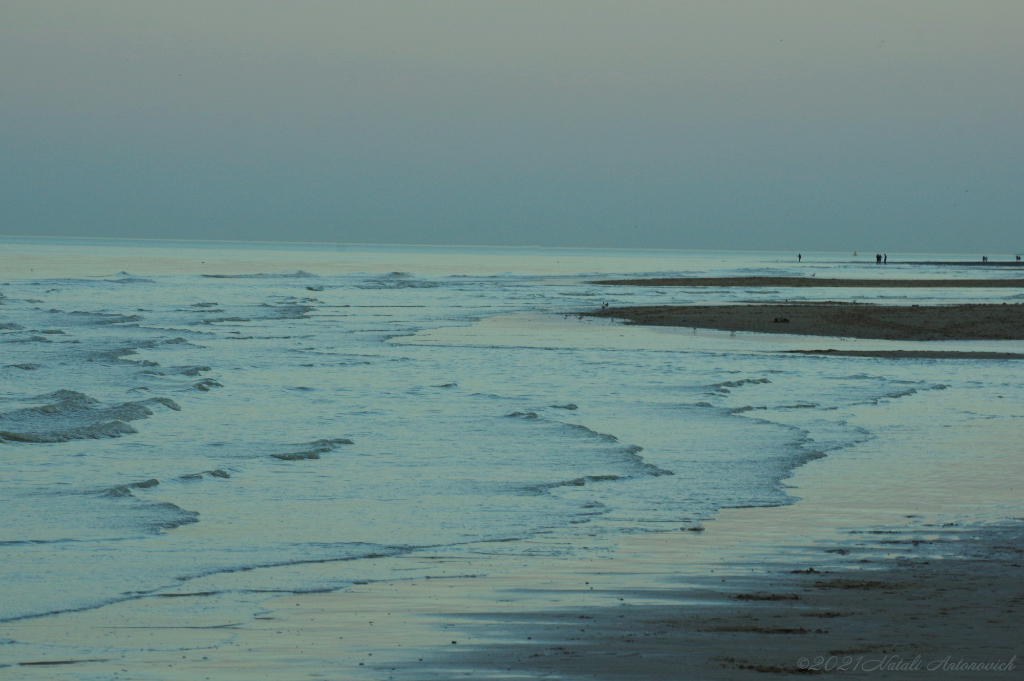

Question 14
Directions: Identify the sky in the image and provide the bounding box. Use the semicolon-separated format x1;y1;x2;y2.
1;1;1022;253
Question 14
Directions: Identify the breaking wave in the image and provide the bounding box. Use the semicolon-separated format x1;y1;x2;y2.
202;271;318;279
68;311;144;325
528;474;623;493
621;444;674;476
854;384;946;405
259;303;314;320
178;469;231;481
356;273;442;289
504;411;673;477
104;277;155;284
709;378;772;393
271;438;355;461
562;422;620;443
0;392;180;443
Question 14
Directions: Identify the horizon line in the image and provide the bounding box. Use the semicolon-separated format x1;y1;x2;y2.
0;234;1010;258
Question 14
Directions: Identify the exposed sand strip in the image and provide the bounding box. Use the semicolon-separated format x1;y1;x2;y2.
585;303;1024;341
591;277;1024;287
897;261;1024;267
786;349;1024;360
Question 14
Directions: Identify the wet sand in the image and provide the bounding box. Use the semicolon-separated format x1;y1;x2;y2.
592;276;1024;287
787;349;1024;360
436;525;1023;680
5;397;1020;680
421;408;1024;680
585;303;1024;341
15;518;1014;680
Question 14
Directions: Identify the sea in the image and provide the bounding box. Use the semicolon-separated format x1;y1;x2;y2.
1;237;1022;633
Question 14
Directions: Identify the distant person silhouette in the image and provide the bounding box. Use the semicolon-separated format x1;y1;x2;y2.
883;253;887;264
876;254;881;264
798;254;801;262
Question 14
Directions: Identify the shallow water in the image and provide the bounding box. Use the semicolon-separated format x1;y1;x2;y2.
1;238;1022;628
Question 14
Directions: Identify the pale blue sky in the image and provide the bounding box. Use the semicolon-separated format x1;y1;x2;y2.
2;1;1022;252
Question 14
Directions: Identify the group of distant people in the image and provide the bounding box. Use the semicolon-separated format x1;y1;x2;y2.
795;253;1021;264
794;249;884;260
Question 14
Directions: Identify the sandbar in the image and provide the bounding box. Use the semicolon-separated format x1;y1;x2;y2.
585;303;1024;341
591;276;1024;287
787;349;1024;359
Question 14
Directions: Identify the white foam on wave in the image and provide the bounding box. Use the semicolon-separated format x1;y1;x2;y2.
0;391;180;443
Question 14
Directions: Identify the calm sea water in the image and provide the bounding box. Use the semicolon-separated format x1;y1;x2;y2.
1;238;1021;625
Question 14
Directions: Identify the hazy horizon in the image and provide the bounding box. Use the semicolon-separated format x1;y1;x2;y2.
6;233;1019;261
2;1;1022;254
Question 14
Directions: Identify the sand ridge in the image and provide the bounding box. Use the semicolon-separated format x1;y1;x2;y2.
786;349;1024;360
585;303;1024;341
591;277;1024;288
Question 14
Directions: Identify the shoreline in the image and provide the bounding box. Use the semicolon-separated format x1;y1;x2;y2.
584;303;1024;341
591;276;1024;288
6;376;1019;680
417;392;1024;679
434;522;1023;680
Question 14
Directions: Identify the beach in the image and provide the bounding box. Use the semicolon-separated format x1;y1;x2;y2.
1;241;1022;680
6;385;1019;680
